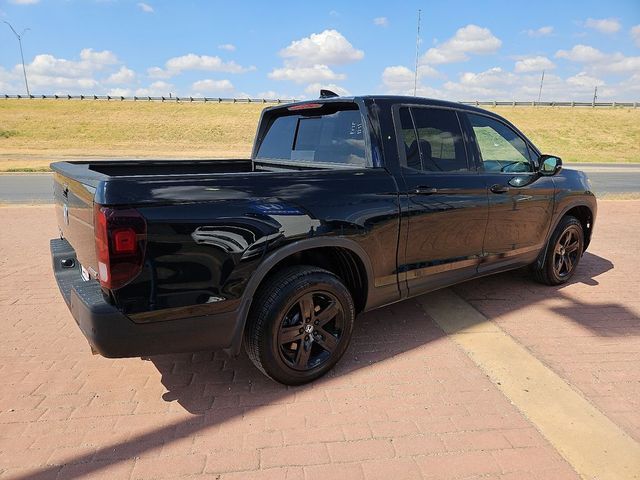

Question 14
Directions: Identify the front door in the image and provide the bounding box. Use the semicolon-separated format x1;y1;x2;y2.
395;106;488;296
464;112;555;272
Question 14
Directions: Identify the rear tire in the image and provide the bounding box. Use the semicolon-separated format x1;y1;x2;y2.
244;265;355;385
532;215;584;286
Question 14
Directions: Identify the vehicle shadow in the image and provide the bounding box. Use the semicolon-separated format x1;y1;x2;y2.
150;294;445;415
18;251;635;480
454;252;640;337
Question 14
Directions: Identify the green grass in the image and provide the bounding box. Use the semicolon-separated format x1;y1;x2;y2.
0;100;639;171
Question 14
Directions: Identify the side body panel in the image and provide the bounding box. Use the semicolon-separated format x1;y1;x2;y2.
398;172;488;294
109;168;402;322
478;173;555;271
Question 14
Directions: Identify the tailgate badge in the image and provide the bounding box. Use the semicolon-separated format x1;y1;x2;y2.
63;204;69;225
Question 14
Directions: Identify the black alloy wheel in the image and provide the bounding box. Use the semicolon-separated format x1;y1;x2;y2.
277;291;345;371
552;225;582;279
532;215;584;285
244;265;355;385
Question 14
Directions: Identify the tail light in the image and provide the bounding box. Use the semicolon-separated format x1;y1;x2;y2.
94;204;146;289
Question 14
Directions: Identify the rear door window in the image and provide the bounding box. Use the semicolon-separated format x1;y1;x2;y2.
397;107;469;172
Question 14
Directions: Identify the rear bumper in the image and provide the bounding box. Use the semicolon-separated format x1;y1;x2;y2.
50;238;241;358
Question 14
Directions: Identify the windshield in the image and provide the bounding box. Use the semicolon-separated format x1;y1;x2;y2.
255;104;367;168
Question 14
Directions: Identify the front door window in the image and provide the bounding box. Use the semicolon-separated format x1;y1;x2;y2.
468;113;533;173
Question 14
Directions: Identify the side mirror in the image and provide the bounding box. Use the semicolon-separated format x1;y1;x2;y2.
539;154;562;176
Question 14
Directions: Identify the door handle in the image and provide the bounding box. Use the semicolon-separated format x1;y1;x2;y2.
414;186;438;195
490;184;510;194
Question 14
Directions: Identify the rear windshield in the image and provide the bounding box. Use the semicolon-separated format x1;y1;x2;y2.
255;104;367;168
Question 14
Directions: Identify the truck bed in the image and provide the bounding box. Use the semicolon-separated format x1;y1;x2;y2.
51;159;254;186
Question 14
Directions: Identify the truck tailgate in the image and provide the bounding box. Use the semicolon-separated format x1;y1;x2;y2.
53;172;98;277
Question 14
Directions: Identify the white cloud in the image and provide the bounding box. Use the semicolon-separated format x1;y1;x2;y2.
514;56;555;73
135;81;174;97
255;90;296;100
556;44;607;63
427;66;615;101
631;25;640;48
381;66;414;90
421;24;501;64
525;26;554;37
416;65;441;79
148;54;255;78
29;75;99;92
304;83;350;97
191;79;234;93
601;55;640;74
21;48;118;78
79;48;118;66
0;67;18;92
380;65;442;98
137;2;153;13
1;48;130;94
270;30;362;86
555;45;640;76
9;0;39;4
279;29;364;66
107;88;133;97
443;67;519;99
218;44;236;51
566;72;603;89
585;18;621;34
146;67;171;79
268;64;345;84
106;66;135;84
373;17;388;27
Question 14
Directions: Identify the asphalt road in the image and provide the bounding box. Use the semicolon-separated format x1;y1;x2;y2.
0;163;638;204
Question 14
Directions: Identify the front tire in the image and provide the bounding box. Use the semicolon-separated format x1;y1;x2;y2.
532;215;584;285
244;265;355;385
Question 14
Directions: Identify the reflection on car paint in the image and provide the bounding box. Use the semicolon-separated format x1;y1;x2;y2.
191;206;322;260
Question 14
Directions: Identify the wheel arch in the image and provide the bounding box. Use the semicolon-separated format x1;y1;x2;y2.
228;238;374;355
535;200;596;270
563;205;594;249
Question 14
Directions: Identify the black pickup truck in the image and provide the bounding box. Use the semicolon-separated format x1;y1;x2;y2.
51;95;597;385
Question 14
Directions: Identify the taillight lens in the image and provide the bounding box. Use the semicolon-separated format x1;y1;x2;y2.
94;205;146;289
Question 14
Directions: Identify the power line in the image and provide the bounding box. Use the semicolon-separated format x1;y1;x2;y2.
3;21;31;97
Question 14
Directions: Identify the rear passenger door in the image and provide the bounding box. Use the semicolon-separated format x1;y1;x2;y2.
394;106;488;297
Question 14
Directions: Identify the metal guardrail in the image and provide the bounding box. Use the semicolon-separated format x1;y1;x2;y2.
459;100;638;108
0;94;638;107
0;94;297;104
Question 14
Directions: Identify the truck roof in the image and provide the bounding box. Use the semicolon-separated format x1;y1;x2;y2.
267;95;500;117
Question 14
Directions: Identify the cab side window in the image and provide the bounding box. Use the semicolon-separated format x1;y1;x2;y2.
398;107;469;173
398;108;421;170
467;113;533;173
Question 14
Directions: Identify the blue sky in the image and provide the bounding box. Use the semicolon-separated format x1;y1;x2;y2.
1;0;639;100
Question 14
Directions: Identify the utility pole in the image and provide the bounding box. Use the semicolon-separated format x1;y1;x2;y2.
537;70;545;103
3;21;30;96
413;9;421;97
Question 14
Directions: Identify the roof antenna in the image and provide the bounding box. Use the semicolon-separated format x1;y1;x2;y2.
320;89;339;98
414;9;421;96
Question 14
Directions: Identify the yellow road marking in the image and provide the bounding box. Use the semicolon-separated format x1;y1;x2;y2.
417;289;640;480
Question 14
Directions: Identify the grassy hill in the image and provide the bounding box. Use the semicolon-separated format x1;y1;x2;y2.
1;99;639;171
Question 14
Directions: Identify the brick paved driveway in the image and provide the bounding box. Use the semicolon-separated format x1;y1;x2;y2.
0;202;637;479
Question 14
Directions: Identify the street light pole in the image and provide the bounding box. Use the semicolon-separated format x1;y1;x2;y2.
3;21;31;96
